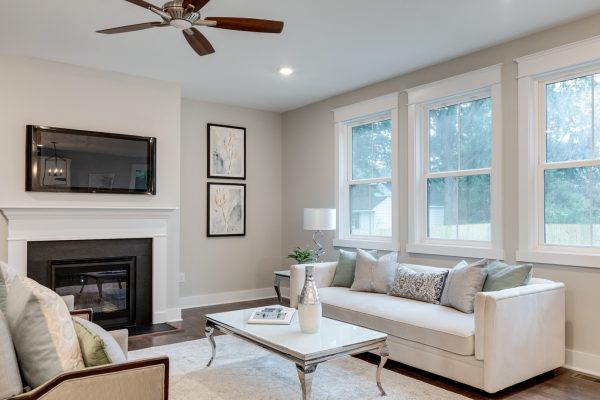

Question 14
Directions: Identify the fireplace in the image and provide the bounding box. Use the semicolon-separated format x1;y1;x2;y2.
27;238;152;330
0;206;180;325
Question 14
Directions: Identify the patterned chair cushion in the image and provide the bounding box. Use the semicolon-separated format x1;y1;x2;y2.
388;264;449;304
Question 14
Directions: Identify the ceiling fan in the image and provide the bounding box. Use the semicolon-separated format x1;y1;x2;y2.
97;0;284;56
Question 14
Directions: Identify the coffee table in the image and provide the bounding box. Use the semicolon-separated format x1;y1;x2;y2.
205;307;388;400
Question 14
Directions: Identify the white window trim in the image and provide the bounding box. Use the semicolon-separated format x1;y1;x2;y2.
516;36;600;268
333;93;400;251
406;65;504;259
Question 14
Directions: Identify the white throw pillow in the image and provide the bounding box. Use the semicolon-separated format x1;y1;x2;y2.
6;276;84;388
0;261;18;313
440;259;489;314
350;249;397;294
0;310;23;398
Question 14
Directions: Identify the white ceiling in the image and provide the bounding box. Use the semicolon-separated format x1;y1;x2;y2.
2;1;600;112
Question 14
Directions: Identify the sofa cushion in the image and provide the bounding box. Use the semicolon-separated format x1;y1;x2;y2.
388;264;448;304
73;317;127;367
441;259;488;313
6;276;84;388
0;310;23;399
350;250;397;294
0;262;17;313
331;249;377;288
319;287;475;356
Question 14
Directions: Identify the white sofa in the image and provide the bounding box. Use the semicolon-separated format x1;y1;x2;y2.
290;262;565;394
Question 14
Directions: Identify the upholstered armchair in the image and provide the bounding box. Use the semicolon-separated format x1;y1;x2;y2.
2;295;169;400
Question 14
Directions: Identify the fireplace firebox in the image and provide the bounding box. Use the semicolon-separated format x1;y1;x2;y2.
27;238;152;330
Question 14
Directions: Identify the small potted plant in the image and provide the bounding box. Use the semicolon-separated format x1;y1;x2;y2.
287;247;316;264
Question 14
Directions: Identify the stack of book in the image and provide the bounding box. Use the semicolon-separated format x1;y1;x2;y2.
247;306;296;325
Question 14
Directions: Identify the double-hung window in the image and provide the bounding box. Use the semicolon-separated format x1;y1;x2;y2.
407;66;503;258
334;94;399;250
517;38;600;267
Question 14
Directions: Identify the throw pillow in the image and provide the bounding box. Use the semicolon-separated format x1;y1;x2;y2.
350;250;397;294
0;262;17;313
0;310;23;398
6;276;84;388
73;317;126;367
331;249;377;287
388;264;449;304
440;259;489;314
483;261;533;292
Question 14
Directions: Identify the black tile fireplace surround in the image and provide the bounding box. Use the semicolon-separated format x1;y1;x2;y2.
27;238;152;330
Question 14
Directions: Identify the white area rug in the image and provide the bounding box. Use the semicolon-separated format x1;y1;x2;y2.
129;336;468;400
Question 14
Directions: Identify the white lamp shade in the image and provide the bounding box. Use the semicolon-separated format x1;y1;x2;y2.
303;208;336;231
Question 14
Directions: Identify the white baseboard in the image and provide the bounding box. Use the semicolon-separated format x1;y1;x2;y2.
565;348;600;377
179;287;276;309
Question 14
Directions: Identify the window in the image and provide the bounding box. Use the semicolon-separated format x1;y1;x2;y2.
516;36;600;267
334;94;399;250
427;97;492;241
542;73;600;247
407;65;503;258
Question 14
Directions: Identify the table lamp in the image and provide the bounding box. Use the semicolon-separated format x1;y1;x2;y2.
303;208;336;262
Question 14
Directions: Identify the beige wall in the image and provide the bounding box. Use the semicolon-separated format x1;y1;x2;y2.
0;55;182;312
180;99;282;306
282;13;600;373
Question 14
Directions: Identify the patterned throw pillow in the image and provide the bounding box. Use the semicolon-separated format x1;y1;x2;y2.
388;264;449;304
6;276;84;388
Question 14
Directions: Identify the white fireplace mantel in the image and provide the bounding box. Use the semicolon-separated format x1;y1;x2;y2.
0;206;178;324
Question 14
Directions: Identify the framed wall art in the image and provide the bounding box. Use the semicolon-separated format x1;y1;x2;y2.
207;123;246;179
207;182;246;237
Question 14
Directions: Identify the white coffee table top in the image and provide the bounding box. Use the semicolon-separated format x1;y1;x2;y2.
206;306;387;362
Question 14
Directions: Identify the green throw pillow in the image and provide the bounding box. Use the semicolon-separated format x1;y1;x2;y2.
483;261;533;292
73;317;126;367
331;249;377;287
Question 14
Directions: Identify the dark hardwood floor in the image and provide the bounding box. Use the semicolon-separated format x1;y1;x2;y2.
129;298;600;400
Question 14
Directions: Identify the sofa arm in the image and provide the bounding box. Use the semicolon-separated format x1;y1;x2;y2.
289;262;337;308
10;357;169;400
474;282;565;393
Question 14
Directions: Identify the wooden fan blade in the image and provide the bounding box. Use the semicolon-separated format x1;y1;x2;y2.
124;0;156;9
183;28;215;56
97;22;166;34
204;17;284;33
183;0;210;11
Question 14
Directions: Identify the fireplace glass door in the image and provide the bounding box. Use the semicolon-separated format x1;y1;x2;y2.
51;257;136;329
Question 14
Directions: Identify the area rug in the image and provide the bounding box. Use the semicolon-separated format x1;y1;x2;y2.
129;335;468;400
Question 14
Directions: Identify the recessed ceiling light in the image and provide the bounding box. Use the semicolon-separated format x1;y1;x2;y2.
279;67;294;76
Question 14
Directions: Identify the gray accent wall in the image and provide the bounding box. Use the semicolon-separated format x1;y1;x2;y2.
179;99;283;306
282;13;600;374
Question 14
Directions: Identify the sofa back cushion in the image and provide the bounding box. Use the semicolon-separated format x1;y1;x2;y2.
0;310;23;399
350;250;397;294
6;276;84;388
388;264;449;304
331;249;377;288
441;259;488;314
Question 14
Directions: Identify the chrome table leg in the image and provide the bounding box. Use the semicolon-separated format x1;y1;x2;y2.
205;326;216;367
376;344;389;396
296;364;317;400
